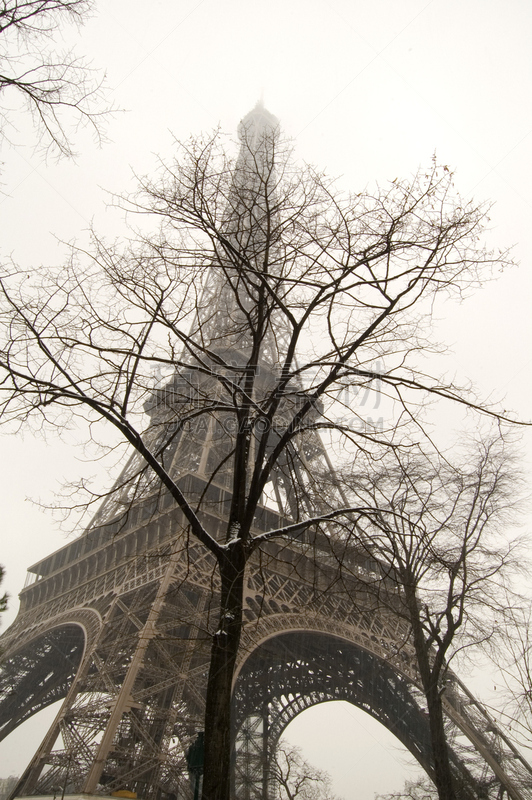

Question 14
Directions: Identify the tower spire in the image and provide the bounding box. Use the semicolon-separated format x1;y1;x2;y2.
236;99;279;150
194;101;285;363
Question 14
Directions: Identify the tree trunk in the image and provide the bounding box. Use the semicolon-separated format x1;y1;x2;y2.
201;547;246;800
425;680;457;800
404;585;457;800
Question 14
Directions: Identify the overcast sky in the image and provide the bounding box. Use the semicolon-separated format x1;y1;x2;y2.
0;1;531;795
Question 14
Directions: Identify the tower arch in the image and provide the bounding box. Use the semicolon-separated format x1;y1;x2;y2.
233;629;433;799
0;618;91;741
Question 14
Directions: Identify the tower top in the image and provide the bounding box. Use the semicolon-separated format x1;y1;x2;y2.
237;100;279;147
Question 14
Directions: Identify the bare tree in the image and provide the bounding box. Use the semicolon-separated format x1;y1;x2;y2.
0;105;519;800
0;777;19;800
0;0;108;157
490;607;532;756
270;740;341;800
331;434;526;800
375;775;438;800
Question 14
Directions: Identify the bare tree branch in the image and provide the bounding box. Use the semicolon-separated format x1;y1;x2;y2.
0;0;110;157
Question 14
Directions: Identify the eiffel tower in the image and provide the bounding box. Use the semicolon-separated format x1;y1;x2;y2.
1;103;531;800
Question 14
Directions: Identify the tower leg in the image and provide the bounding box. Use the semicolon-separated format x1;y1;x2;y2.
234;703;272;800
9;650;93;799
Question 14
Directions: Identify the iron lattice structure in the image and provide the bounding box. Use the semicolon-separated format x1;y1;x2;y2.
1;104;532;800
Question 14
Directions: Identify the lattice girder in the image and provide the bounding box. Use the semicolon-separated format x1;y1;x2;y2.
2;494;531;800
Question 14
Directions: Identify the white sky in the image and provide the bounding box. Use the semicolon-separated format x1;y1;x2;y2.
0;1;531;795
